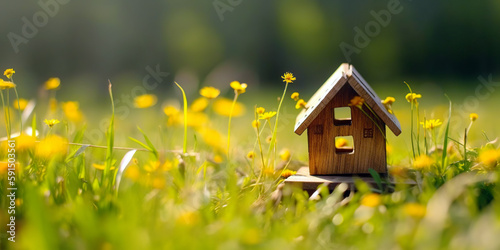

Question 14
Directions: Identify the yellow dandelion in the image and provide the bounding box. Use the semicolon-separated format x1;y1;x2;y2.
281;169;296;178
263;167;274;176
349;96;364;108
45;77;60;90
199;86;220;99
295;99;307;109
477;149;500;169
335;138;349;148
144;160;161;173
279;148;291;161
61;101;83;123
13;98;28;110
4;68;15;79
124;164;141;181
190;97;209;112
403;203;426;219
197;127;225;153
247;151;256;159
15;134;36;152
470;113;478;122
256;107;265;114
413;154;434;170
92;163;116;171
291;92;300;101
213;98;245;117
361;193;381;207
420;119;443;130
281;72;296;84
252;120;260;128
35;135;68;159
0;79;16;90
213;155;223;163
0;162;8;175
382;96;395;114
405;93;422;103
176;211;200;226
134;94;157;108
49;98;58;112
152;176;166;189
259;111;277;120
163;105;180;116
44;119;60;128
230;81;247;95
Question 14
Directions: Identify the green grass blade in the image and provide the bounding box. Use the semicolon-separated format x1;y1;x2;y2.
441;95;452;175
104;81;115;186
128;137;153;151
114;149;137;192
137;126;158;160
174;81;188;154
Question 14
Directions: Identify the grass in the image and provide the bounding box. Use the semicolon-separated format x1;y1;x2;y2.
1;73;500;250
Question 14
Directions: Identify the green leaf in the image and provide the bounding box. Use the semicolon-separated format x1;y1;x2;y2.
129;137;153;151
442;95;452;175
369;168;383;192
137;126;158;160
174;81;188;154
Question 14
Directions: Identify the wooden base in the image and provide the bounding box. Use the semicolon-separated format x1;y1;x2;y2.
284;167;409;194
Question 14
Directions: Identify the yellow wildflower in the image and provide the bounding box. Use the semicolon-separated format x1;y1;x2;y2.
413;154;434;170
190;97;209;112
61;101;83;123
45;77;60;90
382;97;395;114
230;81;247;95
197;127;225;153
252;120;260;128
0;79;16;90
403;203;426;219
420;119;443;130
295;99;307;109
266;136;273;144
35;135;68;159
134;94;157;108
259;111;277;120
335;138;349;148
176;211;200;226
247;151;256;159
281;72;296;84
152;176;166;189
163;105;180;117
213;155;223;163
199;86;220;99
13;98;28;110
349;96;365;108
92;163;116;171
361;193;381;207
291;92;300;101
15;134;36;152
44;119;60;128
477;149;500;169
470;113;478;122
405;93;422;104
213;98;245;117
0;162;8;175
263;167;274;176
144;160;161;173
256;107;265;114
279;148;291;161
124;164;141;181
4;68;15;79
281;169;296;178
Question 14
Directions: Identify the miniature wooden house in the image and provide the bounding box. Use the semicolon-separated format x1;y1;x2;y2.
294;63;401;175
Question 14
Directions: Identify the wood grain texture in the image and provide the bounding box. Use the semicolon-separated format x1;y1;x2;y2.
307;83;387;175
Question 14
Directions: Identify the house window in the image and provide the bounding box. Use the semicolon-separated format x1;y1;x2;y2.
334;107;352;126
335;136;354;154
363;128;374;138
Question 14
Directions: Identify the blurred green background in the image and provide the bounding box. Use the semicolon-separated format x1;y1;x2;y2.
1;0;500;97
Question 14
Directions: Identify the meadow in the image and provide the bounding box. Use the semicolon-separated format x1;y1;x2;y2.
1;69;500;250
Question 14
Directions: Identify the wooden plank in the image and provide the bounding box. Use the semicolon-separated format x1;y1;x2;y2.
285;167;398;193
348;65;402;136
294;63;349;135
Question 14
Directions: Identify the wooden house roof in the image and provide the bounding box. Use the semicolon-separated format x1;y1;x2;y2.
294;63;402;136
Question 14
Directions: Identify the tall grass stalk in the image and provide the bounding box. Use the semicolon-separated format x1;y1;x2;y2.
174;82;188;154
12;77;23;132
103;81;115;188
404;81;416;159
0;89;10;139
226;93;239;158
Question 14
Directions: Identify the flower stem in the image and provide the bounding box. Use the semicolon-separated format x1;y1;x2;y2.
227;93;239;158
0;90;10;139
267;82;288;167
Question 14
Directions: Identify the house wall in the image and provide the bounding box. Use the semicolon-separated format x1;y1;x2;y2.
307;83;387;175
